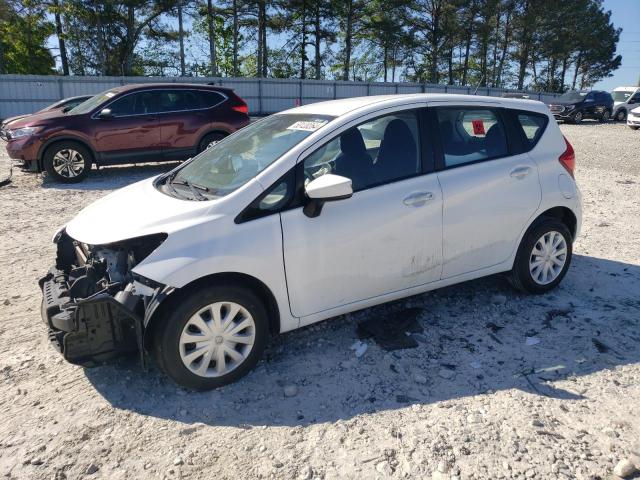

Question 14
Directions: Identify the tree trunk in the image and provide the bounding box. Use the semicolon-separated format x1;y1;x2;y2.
178;0;185;76
560;56;567;91
53;0;69;75
447;44;453;85
232;0;239;76
207;0;216;76
343;0;353;81
95;5;107;75
257;0;263;77
123;5;135;75
461;23;472;85
491;7;500;87
495;7;512;88
314;1;321;79
300;0;307;79
571;53;582;90
260;1;267;77
383;44;388;82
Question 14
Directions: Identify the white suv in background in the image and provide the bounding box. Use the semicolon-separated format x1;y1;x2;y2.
612;86;640;122
627;106;640;130
40;94;582;390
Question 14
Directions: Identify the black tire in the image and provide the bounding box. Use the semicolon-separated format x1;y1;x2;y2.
152;285;269;390
630;126;639;131
571;111;583;124
43;141;92;183
509;218;573;294
599;109;610;123
198;132;227;153
616;109;627;122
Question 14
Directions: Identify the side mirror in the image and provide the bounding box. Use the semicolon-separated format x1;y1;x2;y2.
303;174;353;218
98;108;112;119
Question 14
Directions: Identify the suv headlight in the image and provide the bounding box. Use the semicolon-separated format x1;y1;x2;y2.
7;126;42;139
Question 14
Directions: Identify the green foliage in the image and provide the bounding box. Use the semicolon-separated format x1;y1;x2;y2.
0;0;623;92
0;0;55;74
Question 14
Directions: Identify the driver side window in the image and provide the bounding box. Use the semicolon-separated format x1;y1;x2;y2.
302;111;421;192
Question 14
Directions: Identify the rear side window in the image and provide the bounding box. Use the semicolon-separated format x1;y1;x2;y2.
515;111;548;149
198;90;226;108
436;108;508;168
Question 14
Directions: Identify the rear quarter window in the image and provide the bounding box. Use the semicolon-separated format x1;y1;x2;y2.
514;111;548;150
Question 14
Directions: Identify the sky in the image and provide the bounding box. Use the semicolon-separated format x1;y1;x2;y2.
594;0;640;91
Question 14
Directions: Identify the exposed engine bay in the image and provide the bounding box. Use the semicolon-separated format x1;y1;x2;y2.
39;231;167;367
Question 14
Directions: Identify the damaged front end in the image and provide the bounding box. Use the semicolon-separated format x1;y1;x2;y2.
39;230;167;367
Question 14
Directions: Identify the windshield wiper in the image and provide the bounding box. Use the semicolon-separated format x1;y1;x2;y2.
171;178;210;201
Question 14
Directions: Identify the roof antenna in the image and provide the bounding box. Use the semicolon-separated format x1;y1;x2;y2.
473;74;486;95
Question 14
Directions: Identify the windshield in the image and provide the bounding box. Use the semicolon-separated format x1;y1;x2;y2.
67;89;120;115
167;113;334;199
557;91;587;102
612;91;634;102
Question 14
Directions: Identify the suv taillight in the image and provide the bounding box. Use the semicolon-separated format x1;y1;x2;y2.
232;103;248;114
559;136;575;178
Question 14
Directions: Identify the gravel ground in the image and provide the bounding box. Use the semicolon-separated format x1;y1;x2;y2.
0;121;639;480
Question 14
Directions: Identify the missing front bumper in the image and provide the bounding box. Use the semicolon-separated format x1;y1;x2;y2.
39;267;144;367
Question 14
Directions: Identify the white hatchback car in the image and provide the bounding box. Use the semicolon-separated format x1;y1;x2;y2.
40;94;582;390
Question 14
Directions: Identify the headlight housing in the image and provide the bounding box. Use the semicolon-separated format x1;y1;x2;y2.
7;126;42;139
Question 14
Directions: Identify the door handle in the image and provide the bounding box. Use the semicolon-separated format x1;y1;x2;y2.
510;166;532;179
403;191;434;206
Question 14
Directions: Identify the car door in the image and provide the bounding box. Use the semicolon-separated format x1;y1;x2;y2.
93;90;162;163
157;89;226;160
583;92;597;118
280;108;443;319
433;105;541;279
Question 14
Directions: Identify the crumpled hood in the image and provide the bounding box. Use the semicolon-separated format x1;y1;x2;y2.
65;176;220;245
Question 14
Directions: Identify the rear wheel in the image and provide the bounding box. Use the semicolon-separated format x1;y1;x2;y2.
510;219;573;294
152;285;269;390
198;132;227;153
43;141;92;183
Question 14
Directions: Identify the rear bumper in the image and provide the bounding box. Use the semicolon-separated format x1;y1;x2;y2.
39;267;143;367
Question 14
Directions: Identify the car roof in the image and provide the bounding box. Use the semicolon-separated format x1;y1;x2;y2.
113;83;235;93
280;93;549;117
613;86;639;91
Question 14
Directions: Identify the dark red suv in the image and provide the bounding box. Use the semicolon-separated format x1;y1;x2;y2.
4;83;250;182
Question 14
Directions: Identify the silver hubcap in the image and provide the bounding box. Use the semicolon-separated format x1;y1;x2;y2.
207;140;219;149
179;302;256;378
529;231;567;285
52;149;85;178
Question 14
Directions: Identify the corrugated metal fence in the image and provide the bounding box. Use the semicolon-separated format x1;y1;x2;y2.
0;74;559;119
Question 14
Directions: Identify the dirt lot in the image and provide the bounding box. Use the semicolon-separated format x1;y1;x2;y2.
0;121;639;480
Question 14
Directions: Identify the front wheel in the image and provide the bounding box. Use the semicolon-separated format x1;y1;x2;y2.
510;219;573;294
630;126;639;131
616;109;627;122
152;285;269;390
599;109;610;123
571;111;583;124
43;141;92;183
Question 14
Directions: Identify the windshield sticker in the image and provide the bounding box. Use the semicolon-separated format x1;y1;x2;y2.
287;120;328;132
472;120;485;135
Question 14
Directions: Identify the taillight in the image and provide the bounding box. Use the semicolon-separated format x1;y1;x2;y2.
559;136;575;178
232;103;248;114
